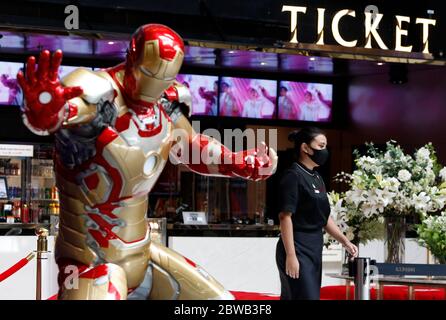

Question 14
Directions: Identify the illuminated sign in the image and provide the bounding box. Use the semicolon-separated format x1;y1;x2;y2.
282;5;436;54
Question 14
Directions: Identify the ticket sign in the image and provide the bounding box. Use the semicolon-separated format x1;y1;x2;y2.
0;144;34;157
282;5;436;54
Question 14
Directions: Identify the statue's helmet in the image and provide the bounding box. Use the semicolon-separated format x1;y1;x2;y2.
123;24;184;106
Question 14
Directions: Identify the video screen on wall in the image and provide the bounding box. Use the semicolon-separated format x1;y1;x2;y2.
59;65;94;79
176;74;219;116
0;62;24;106
278;81;333;122
219;77;276;119
58;65;79;79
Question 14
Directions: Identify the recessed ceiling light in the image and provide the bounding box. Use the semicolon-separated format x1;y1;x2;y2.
309;57;316;61
108;41;115;45
260;62;267;66
228;50;235;54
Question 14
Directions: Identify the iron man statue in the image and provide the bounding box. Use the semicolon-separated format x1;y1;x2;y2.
17;24;278;300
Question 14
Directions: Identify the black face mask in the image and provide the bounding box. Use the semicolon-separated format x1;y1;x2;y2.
306;146;329;166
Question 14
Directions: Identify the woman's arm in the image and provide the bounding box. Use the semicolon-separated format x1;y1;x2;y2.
324;216;358;257
279;212;300;279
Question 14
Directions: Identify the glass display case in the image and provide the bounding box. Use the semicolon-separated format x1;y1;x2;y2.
0;156;24;224
0;143;58;234
179;169;267;225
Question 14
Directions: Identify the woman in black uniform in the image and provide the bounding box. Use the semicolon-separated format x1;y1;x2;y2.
276;127;358;300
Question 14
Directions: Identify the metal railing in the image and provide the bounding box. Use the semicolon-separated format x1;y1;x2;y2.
349;257;446;300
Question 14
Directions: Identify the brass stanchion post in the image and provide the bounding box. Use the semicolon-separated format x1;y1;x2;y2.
35;228;48;300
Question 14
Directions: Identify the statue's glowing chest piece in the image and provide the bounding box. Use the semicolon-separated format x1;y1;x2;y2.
91;104;173;199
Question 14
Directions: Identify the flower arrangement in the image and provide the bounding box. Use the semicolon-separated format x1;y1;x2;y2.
416;212;446;264
325;141;446;252
336;141;446;219
324;191;385;248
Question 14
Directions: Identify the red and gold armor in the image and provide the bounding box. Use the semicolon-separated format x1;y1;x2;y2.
17;24;278;300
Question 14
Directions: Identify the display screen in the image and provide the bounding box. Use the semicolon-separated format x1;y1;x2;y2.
0;62;24;106
0;177;8;199
58;65;79;79
219;77;276;119
58;65;93;79
176;74;219;116
277;81;333;122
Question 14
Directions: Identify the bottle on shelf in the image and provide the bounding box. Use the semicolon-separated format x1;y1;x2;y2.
13;201;21;223
0;203;6;222
45;188;51;200
21;203;30;223
30;202;39;223
39;187;45;200
51;186;59;200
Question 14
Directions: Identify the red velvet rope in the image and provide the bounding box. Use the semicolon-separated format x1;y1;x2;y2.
0;253;35;283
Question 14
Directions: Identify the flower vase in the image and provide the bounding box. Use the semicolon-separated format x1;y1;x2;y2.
384;216;406;264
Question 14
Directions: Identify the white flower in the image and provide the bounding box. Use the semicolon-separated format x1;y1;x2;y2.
385;177;401;191
357;156;380;173
412;192;431;211
440;167;446;181
397;169;412;182
384;151;392;161
416;147;430;161
346;188;365;207
362;203;378;218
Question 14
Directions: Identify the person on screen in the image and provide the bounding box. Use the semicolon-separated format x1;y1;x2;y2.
260;86;276;105
242;87;261;118
315;89;331;120
299;90;330;122
258;86;276;119
220;82;240;117
278;86;297;119
182;80;200;114
198;81;218;116
1;73;21;105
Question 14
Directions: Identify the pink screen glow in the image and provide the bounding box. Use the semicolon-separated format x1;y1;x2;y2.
58;65;93;79
219;77;276;119
0;62;23;106
176;74;219;116
278;81;333;122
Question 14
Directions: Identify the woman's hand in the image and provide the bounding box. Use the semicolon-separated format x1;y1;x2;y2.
286;254;300;279
343;240;359;258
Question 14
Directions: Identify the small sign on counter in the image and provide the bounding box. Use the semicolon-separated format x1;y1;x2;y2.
0;144;34;158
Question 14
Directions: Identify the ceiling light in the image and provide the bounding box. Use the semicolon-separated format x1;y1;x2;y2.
108;41;115;45
309;57;316;61
377;62;384;66
260;62;267;66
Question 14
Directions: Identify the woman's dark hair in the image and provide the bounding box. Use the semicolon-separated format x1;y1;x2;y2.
288;127;325;155
280;86;288;92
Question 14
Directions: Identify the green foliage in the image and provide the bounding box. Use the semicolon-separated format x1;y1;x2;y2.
416;213;446;264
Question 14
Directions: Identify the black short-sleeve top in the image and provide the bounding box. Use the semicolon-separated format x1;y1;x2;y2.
279;162;331;231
